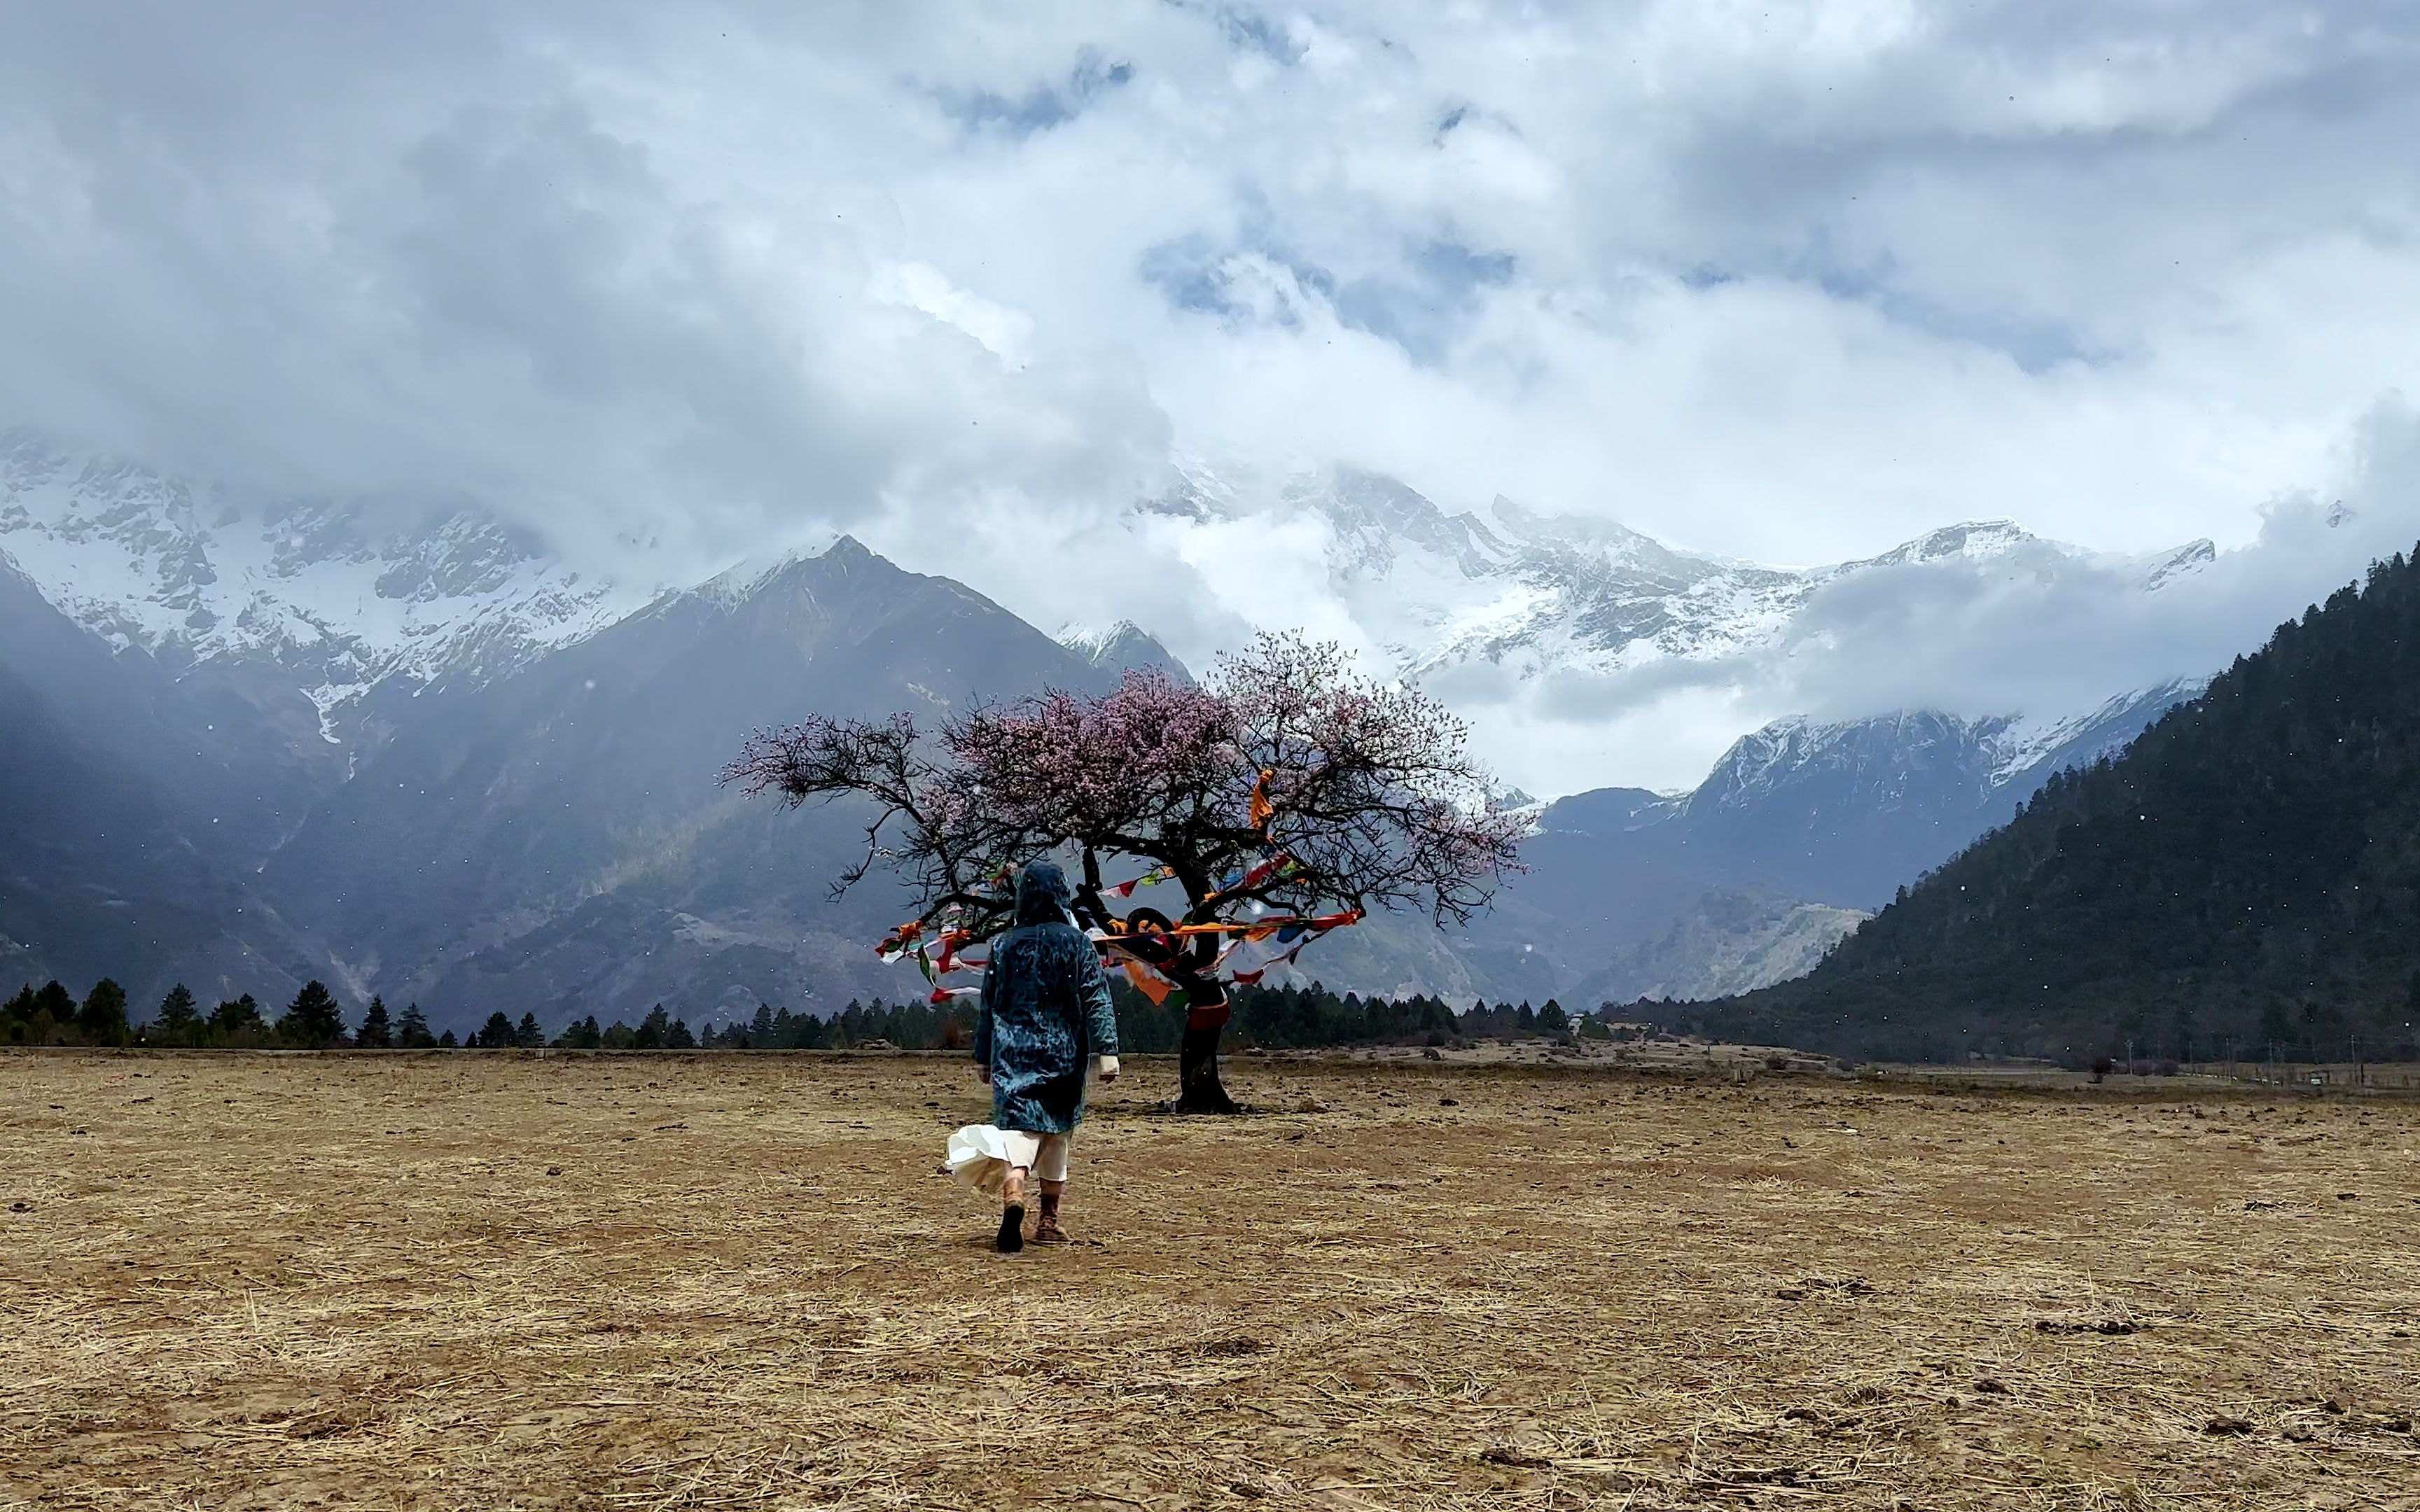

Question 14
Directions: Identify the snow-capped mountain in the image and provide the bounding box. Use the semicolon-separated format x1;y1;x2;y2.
1690;682;2206;830
1437;680;2205;1007
1057;620;1195;684
0;427;2241;1020
7;428;2217;802
1139;458;2216;720
0;430;647;746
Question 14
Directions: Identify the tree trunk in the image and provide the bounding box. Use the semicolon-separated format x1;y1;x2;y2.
1171;983;1241;1114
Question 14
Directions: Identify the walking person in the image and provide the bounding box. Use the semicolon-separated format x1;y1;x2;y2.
950;858;1120;1252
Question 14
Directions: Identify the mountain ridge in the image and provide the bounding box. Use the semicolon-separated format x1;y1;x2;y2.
0;429;2237;1030
1683;542;2420;1063
1140;461;2218;747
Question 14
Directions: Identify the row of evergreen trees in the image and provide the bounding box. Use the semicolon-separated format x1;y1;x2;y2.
3;971;1597;1054
1;979;370;1049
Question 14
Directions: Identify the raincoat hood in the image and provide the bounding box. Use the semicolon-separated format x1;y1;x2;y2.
977;853;1120;1135
1015;858;1075;927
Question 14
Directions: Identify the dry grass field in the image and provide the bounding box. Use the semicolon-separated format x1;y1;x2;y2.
4;1051;2417;1511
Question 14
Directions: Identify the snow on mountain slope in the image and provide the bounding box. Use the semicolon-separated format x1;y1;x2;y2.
5;426;2215;804
1140;458;2215;706
0;430;647;739
1056;620;1195;684
1981;678;2209;787
1690;681;2204;822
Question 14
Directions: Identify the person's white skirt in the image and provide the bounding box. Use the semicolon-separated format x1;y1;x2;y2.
945;1124;1071;1195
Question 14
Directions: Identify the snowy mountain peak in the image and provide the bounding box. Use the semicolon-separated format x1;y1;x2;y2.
2140;538;2216;591
1851;519;2038;569
690;533;855;608
1484;496;1673;559
1140;454;1254;524
1059;619;1195;684
1691;684;2206;819
1059;617;1142;659
1291;467;1515;580
0;430;645;729
1124;461;2223;794
1693;710;1987;817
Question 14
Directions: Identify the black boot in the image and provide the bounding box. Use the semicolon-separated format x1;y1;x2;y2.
996;1170;1027;1253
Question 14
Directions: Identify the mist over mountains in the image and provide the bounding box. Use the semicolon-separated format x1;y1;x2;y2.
0;429;2342;1034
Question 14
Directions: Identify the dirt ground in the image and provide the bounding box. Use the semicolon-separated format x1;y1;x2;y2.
4;1051;2416;1511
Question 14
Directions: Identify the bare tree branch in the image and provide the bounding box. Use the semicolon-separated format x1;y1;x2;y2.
723;633;1525;956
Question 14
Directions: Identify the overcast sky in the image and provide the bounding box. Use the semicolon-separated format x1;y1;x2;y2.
5;2;2419;792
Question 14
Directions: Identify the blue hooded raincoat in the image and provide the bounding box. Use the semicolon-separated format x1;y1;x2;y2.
974;858;1120;1134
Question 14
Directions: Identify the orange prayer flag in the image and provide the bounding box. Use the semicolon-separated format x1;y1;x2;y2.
1121;958;1177;1006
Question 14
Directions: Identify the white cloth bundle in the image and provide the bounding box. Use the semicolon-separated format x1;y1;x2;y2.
945;1124;1069;1194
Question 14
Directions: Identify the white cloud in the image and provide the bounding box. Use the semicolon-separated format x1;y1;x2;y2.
3;0;2417;790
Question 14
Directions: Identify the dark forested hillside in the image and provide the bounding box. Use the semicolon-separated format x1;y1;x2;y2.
1690;545;2420;1065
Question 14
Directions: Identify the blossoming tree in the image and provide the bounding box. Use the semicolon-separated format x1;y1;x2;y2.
722;632;1526;1112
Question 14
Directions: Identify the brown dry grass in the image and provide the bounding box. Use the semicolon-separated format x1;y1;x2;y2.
4;1051;2417;1511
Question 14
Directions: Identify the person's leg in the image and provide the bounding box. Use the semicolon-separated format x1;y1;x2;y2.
996;1131;1041;1253
1032;1133;1071;1242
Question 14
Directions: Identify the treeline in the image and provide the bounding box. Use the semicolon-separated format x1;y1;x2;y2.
4;972;1602;1054
1106;981;1580;1054
1;979;382;1049
508;984;1590;1053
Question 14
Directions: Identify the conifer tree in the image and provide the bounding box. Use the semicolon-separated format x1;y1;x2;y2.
277;981;347;1047
211;993;265;1042
477;1011;515;1048
78;979;130;1046
396;1002;433;1048
437;1028;458;1047
32;980;76;1040
153;983;201;1044
667;1016;697;1050
515;1011;543;1047
634;1005;670;1050
356;996;394;1049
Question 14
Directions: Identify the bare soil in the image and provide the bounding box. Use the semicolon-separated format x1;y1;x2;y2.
4;1050;2417;1510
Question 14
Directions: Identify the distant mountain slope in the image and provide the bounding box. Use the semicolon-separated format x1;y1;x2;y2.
260;538;1160;1030
1450;682;2202;998
1566;887;1872;1006
1669;685;2204;909
0;555;320;1008
1690;545;2420;1064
